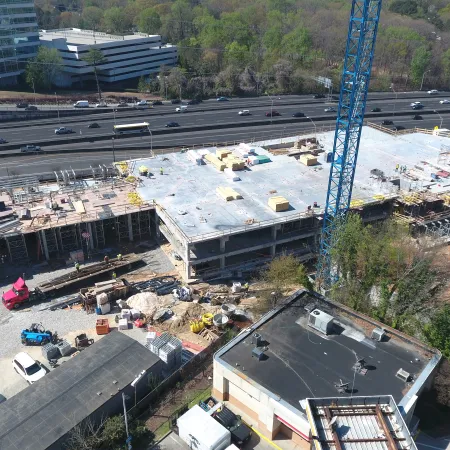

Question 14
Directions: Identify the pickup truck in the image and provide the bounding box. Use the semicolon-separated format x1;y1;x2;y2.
21;144;41;152
2;278;45;310
55;127;74;135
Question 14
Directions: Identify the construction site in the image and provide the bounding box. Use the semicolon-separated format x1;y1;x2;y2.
0;124;449;281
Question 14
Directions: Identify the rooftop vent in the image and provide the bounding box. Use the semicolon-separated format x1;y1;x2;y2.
308;309;334;335
252;347;266;361
396;368;412;383
252;332;262;347
372;327;386;342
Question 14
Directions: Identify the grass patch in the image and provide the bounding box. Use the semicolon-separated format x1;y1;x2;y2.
188;387;212;408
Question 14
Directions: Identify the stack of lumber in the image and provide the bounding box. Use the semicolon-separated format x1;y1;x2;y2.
204;153;226;171
299;154;318;166
268;196;289;212
217;186;243;201
216;149;232;160
222;153;245;171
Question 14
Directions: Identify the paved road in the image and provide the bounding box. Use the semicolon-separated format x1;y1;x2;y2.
0;92;448;147
0;113;448;178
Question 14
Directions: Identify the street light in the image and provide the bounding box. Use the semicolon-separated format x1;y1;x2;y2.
147;125;153;156
55;92;60;124
266;91;274;123
112;137;116;163
420;69;431;91
390;84;398;118
434;110;443;129
113;108;117;125
307;116;317;141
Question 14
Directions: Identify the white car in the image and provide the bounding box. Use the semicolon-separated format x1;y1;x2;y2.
135;100;148;106
410;102;422;106
13;352;47;384
439;99;450;104
427;90;438;94
175;106;188;113
238;110;250;116
95;102;108;107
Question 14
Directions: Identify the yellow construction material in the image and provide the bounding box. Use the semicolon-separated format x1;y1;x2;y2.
190;320;205;333
216;186;243;201
216;149;232;160
402;192;422;205
299;154;318;166
268;196;289;212
222;153;246;170
350;199;364;208
138;165;149;175
205;153;226;171
372;194;385;201
127;192;144;206
115;161;128;174
202;313;213;326
73;200;86;214
443;194;450;206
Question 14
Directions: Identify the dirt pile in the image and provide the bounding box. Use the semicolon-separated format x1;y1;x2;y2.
127;292;162;316
170;303;206;332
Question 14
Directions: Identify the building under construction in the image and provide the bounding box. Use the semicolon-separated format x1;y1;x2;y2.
0;125;449;280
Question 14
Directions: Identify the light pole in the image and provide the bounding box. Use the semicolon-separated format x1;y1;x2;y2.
266;92;274;123
307;116;317;141
390;84;398;118
146;125;153;156
31;78;36;105
420;69;431;91
55;92;60;124
113;108;117;125
121;392;131;450
112;137;116;163
434;110;443;129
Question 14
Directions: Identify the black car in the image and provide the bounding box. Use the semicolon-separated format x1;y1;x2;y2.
412;104;424;110
393;125;405;131
382;120;393;125
25;105;38;111
187;99;200;105
165;121;180;127
117;102;128;107
413;114;422;120
171;99;181;104
88;123;100;128
371;107;381;112
213;406;252;447
292;112;305;117
16;102;28;108
152;100;163;106
313;94;326;99
266;110;281;117
0;138;8;144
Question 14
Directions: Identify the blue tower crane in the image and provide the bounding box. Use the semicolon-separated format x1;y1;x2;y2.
317;0;383;289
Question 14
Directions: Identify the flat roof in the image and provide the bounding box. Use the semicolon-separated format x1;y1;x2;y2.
216;292;437;408
135;128;450;241
306;396;418;450
0;332;161;450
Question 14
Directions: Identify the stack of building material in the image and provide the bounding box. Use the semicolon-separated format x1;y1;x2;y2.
42;343;59;361
100;302;111;314
56;340;72;357
268;196;289;212
299;154;318;166
118;318;128;330
148;333;182;369
224;168;240;181
235;143;256;158
255;155;271;164
96;318;110;335
204;153;226;171
96;293;108;307
222;153;245;171
187;150;203;165
146;331;157;344
248;155;259;165
121;309;131;320
216;149;231;160
217;186;242;201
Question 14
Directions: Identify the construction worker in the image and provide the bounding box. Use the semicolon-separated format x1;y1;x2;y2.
117;253;123;261
104;255;109;264
395;164;399;172
160;167;164;175
75;262;80;273
112;271;117;280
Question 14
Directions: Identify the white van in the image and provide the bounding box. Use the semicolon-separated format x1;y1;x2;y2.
73;100;89;108
176;106;188;113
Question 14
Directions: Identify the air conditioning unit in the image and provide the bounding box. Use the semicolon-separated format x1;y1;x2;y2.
396;368;411;383
371;328;386;342
308;309;334;335
252;332;262;347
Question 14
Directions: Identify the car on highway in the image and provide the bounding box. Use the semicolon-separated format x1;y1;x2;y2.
410;102;422;106
265;110;280;117
165;121;180;127
16;102;28;108
217;96;229;101
427;89;438;94
292;112;305;117
55;127;74;135
187;99;200;105
95;102;108;107
412;104;424;110
392;126;405;131
21;144;41;153
135;100;148;106
439;99;450;104
25;105;38;111
324;107;336;112
88;123;100;128
413;114;422;120
171;99;181;104
117;102;129;107
0;138;8;144
238;110;250;116
381;120;393;125
313;94;326;99
371;107;381;112
13;352;46;384
152;100;163;105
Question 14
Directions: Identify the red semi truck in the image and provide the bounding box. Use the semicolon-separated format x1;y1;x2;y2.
1;278;45;310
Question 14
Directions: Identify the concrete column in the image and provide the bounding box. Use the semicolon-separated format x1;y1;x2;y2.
127;214;134;242
271;224;281;240
220;256;226;269
86;223;95;250
40;230;50;261
271;245;276;257
155;212;161;239
220;236;229;252
185;262;192;280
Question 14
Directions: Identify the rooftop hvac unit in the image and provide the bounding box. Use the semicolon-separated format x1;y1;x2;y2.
308;309;334;335
372;327;386;342
252;332;262;347
396;368;412;383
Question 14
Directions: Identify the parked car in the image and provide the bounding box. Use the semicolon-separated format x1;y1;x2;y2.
152;100;163;106
16;102;28;108
20;144;41;152
266;110;280;117
439;99;450;104
13;352;46;384
412;104;424;110
427;89;438;94
171;99;181;104
238;110;250;116
381;120;393;125
25;105;38;111
371;107;381;112
88;123;100;128
324;107;336;112
55;127;73;135
0;138;8;144
95;102;108;107
165;121;180;127
117;102;128;107
217;96;229;101
392;126;405;131
292;112;305;117
413;115;422;120
313;94;325;99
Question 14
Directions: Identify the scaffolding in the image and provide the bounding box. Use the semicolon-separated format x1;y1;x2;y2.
116;215;129;242
5;234;29;263
43;228;59;257
132;210;151;240
1;176;42;205
93;220;105;248
58;225;79;252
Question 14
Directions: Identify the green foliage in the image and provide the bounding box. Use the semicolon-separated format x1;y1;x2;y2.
442;49;450;81
389;0;418;16
25;47;63;91
103;7;132;34
83;48;106;67
424;305;450;358
101;416;126;447
81;6;104;30
138;8;162;34
410;46;432;86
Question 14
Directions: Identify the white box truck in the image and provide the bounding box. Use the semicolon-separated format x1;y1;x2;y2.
177;405;231;450
73;100;89;108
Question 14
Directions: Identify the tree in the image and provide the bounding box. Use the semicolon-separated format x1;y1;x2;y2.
138;8;162;34
410;46;432;86
442;48;450;83
224;42;250;68
81;6;103;30
167;67;187;99
25;47;62;91
103;7;132;34
389;0;419;15
423;305;450;358
82;48;107;103
281;27;312;65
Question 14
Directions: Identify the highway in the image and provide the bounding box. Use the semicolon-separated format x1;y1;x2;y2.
0;91;448;149
0;112;448;178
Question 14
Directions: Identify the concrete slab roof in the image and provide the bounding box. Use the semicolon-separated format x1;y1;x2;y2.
215;292;439;408
135;128;450;241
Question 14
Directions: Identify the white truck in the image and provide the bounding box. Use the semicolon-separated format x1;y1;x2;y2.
176;105;188;113
177;405;231;450
73;100;89;108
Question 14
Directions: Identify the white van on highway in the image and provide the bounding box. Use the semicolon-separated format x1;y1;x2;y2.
176;106;188;113
73;100;89;108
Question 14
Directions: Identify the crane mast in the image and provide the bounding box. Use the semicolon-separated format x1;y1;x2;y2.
317;0;383;289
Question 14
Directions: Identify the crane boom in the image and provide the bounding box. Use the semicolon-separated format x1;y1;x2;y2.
317;0;383;288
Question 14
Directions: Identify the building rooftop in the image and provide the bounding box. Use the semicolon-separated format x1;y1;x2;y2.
216;291;439;408
135;127;450;241
306;396;418;450
0;332;161;450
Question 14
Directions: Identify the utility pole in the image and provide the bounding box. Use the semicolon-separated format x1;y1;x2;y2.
55;92;60;124
434;110;443;129
112;137;116;163
122;392;132;450
420;69;431;91
390;84;397;118
266;91;274;123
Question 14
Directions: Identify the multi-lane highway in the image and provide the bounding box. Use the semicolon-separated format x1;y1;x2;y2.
0;91;448;177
